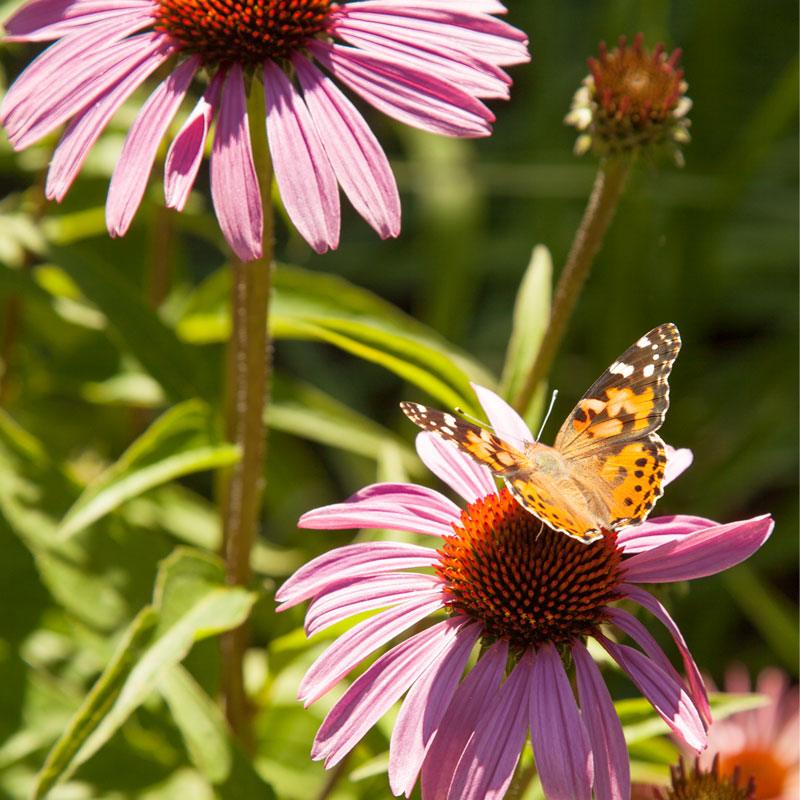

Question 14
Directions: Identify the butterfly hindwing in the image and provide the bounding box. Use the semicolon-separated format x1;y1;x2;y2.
554;323;681;458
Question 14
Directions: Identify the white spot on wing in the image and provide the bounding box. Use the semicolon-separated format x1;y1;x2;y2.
442;414;457;427
637;336;651;347
609;361;635;378
643;363;655;378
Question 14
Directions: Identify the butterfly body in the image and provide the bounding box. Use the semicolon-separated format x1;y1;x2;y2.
401;323;681;544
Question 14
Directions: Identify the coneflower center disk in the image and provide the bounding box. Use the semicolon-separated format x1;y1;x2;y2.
154;0;331;66
436;488;623;651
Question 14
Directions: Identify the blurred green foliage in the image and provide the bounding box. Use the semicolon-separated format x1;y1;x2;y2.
0;0;797;798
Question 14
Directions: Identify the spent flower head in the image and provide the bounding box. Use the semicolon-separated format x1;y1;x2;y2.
565;33;691;165
277;384;774;800
1;0;529;259
657;756;757;800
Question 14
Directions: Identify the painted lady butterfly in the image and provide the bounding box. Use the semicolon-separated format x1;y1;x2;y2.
401;323;681;544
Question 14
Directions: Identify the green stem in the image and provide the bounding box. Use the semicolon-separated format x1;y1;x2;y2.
220;81;274;750
506;759;536;800
513;156;633;413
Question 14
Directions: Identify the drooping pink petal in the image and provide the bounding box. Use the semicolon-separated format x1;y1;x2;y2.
664;445;693;486
296;482;458;538
264;60;339;253
599;636;707;752
617;514;716;554
305;572;443;636
421;640;508;800
164;75;222;211
210;64;263;261
572;643;630;800
275;541;438;610
1;13;149;123
622;584;711;726
472;382;533;452
607;607;683;681
292;54;400;239
312;617;465;767
415;431;496;504
332;4;530;67
529;644;593;800
4;0;153;41
5;31;171;149
299;594;444;706
389;623;480;797
330;18;511;99
106;56;199;237
622;515;774;583
46;41;172;201
448;649;531;800
310;41;494;138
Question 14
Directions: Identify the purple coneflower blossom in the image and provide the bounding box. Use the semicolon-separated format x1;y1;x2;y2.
276;384;774;800
1;1;528;259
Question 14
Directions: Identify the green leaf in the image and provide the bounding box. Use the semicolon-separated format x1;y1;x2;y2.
47;244;212;401
33;549;257;799
159;666;275;798
270;376;423;476
177;264;494;413
58;400;239;540
499;245;552;419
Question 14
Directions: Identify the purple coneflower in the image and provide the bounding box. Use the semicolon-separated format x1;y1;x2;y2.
276;384;774;800
1;0;528;258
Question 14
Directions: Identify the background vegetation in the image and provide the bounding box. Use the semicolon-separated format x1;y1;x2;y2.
0;0;797;797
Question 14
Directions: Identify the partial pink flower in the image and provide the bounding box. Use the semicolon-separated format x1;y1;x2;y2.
699;666;799;800
277;384;774;800
1;0;529;259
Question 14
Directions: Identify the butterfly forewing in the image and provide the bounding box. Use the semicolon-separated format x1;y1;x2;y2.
554;323;681;458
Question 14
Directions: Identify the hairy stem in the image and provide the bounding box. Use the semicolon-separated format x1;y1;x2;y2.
513;157;633;413
220;82;274;750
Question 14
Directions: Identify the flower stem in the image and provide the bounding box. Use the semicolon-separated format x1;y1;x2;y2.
220;81;274;750
512;156;633;414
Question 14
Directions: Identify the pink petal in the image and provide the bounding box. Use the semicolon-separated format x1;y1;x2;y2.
623;584;711;726
297;481;458;538
164;75;222;211
264;60;339;254
617;514;716;554
415;431;496;504
663;445;693;486
330;18;511;99
4;0;153;41
45;42;171;201
5;30;171;149
622;515;774;583
311;41;494;138
529;644;593;800
275;541;438;609
1;14;149;123
305;572;442;636
421;640;508;800
210;64;263;261
572;643;630;800
448;649;531;800
472;382;533;452
312;617;465;767
347;482;461;519
299;595;444;706
292;54;400;240
106;56;199;237
389;623;481;796
332;4;529;67
599;636;707;752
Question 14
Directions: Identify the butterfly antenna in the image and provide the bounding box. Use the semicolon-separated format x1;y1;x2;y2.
535;389;559;442
454;407;496;433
